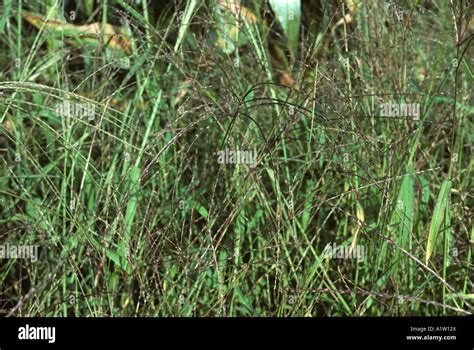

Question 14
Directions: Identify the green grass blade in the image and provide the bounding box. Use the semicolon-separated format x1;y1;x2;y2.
0;0;13;34
269;0;301;57
391;169;415;269
426;180;451;264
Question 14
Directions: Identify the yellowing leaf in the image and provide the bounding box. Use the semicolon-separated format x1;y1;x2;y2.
217;0;258;24
23;12;131;54
350;202;364;253
215;0;258;53
346;0;358;14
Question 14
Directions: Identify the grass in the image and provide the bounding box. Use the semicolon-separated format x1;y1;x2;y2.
0;0;472;317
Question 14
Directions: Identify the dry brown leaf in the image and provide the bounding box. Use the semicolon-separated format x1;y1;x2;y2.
23;12;131;54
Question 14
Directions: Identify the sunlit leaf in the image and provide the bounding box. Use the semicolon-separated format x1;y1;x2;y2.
269;0;301;56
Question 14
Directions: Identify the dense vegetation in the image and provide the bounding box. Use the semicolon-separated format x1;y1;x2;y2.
0;0;472;316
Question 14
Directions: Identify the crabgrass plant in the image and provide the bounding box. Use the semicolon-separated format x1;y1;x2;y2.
0;0;472;316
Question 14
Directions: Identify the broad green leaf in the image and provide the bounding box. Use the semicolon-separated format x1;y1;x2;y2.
83;231;122;269
426;180;451;264
390;170;415;265
419;175;431;204
301;197;311;231
105;247;122;267
447;293;474;300
118;165;141;271
84;0;94;17
190;200;209;219
25;198;48;232
266;167;276;183
269;0;301;56
124;166;141;233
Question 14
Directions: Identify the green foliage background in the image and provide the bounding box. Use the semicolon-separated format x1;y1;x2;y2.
0;0;472;316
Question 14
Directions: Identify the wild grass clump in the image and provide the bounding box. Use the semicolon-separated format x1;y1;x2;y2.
0;0;472;316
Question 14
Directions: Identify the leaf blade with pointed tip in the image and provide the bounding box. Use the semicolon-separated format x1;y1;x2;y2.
269;0;301;57
390;170;415;266
426;180;451;264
